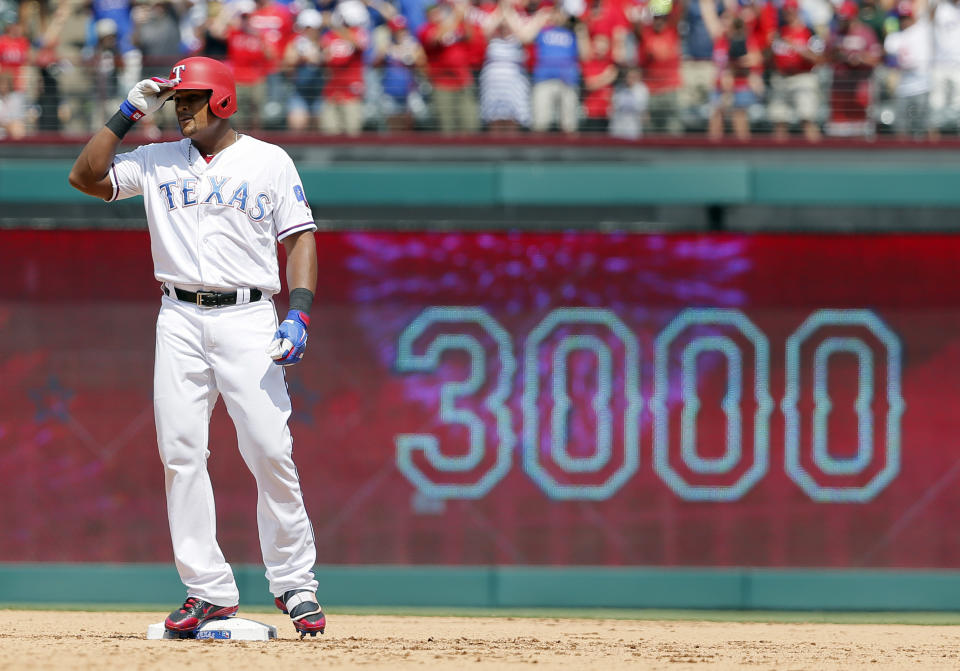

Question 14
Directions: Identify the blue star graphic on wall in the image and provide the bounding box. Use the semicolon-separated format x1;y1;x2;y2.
29;376;75;424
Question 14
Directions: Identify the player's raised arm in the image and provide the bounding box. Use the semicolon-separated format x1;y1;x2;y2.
68;77;176;200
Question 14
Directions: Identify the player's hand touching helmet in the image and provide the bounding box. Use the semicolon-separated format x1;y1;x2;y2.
120;77;177;121
267;310;309;366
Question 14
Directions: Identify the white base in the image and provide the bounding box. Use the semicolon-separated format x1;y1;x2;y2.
147;617;278;641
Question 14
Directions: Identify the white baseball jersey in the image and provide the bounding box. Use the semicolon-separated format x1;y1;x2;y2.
108;132;320;606
108;134;317;294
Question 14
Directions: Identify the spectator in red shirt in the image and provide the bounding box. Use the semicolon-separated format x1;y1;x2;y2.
321;0;370;135
222;0;274;130
419;0;480;133
249;0;295;125
580;30;618;132
702;6;763;140
825;0;882;136
739;0;778;48
634;0;684;134
0;20;31;94
466;0;498;74
768;0;822;141
583;0;629;64
249;0;295;60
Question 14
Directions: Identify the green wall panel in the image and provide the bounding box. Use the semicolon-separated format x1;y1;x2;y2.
5;563;960;611
495;567;745;609
299;165;500;206
0;162;84;203
752;166;960;206
3;160;959;207
747;569;960;611
499;163;751;205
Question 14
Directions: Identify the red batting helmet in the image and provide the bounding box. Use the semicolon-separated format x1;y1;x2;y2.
168;57;237;118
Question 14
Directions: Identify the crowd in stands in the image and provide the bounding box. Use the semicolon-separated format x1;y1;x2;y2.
1;0;959;139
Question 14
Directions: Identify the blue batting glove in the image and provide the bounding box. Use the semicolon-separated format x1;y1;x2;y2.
266;310;309;366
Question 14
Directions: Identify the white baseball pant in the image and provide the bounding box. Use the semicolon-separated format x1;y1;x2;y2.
154;293;318;606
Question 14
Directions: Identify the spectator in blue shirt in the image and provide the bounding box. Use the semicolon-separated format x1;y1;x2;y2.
530;3;588;133
86;0;136;54
680;0;721;120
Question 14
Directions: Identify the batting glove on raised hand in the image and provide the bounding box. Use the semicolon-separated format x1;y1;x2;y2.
120;77;176;121
267;310;309;366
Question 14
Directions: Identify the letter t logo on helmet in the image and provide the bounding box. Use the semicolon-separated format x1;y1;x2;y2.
170;64;186;84
169;57;238;118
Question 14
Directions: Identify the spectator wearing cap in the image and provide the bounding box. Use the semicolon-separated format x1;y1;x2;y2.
86;0;136;55
930;0;960;135
883;0;931;138
283;7;325;131
370;11;428;131
529;1;587;134
320;0;370;135
701;1;763;140
825;0;881;136
221;0;274;130
767;0;822;141
633;0;684;134
418;0;480;133
87;17;132;129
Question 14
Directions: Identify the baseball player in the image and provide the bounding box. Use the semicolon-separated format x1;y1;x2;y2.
68;57;325;638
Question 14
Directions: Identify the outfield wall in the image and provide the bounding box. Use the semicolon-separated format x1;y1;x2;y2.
4;159;960;208
4;153;960;611
5;154;960;232
5;564;960;611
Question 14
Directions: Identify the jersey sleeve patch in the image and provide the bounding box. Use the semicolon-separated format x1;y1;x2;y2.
293;184;309;208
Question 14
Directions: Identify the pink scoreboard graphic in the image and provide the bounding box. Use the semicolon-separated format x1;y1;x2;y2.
1;230;958;567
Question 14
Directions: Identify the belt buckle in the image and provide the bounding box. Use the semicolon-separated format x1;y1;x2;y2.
195;291;214;307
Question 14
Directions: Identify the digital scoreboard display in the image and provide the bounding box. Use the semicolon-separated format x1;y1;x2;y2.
2;231;958;567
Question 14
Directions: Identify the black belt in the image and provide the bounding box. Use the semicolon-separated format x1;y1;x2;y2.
163;285;263;308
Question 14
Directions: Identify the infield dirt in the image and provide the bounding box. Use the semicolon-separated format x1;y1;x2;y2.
2;610;960;669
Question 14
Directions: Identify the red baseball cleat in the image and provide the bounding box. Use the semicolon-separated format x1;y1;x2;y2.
275;589;326;638
164;596;239;633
